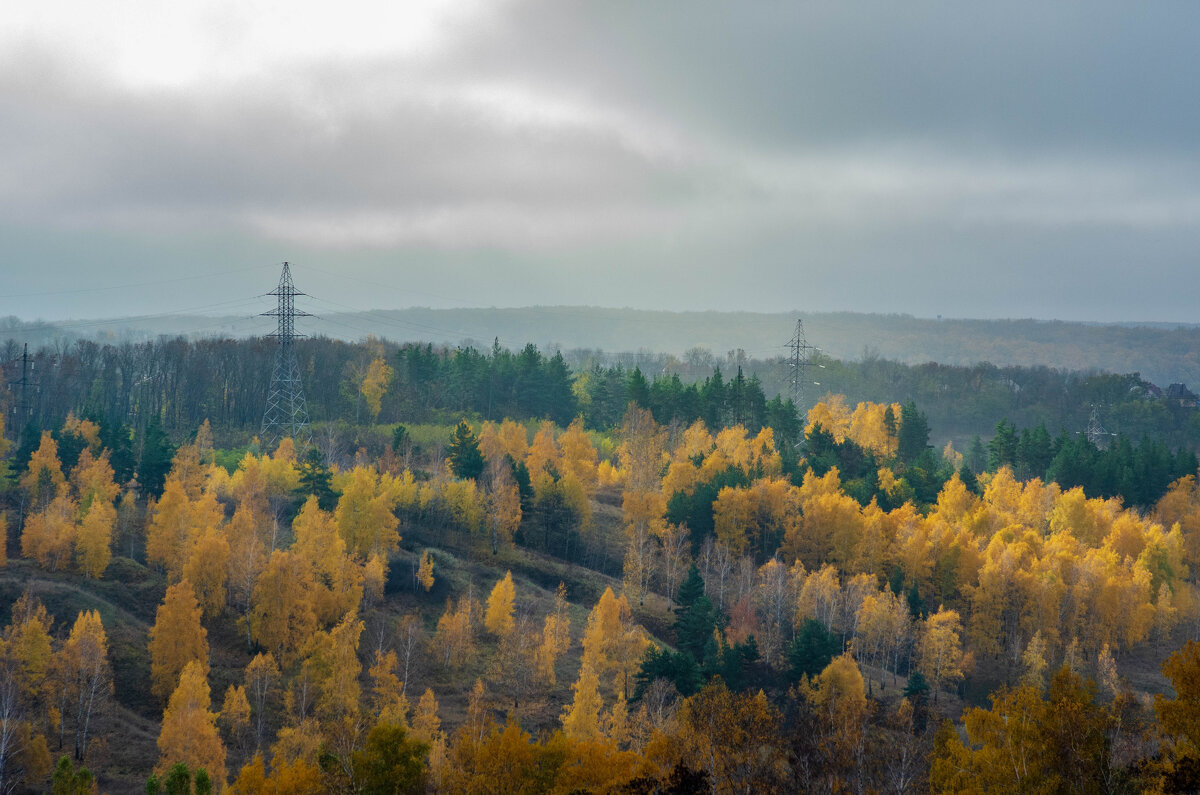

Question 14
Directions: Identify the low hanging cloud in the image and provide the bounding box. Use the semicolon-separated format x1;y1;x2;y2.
3;0;1200;321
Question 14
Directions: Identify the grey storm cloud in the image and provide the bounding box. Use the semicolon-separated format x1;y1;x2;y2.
3;0;1200;322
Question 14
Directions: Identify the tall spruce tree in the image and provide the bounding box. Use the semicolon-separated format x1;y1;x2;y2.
447;420;485;480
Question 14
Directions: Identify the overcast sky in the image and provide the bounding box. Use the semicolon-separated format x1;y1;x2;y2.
3;1;1200;324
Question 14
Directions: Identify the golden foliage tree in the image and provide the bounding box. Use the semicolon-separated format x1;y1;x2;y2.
69;449;119;513
250;549;318;665
562;659;603;740
244;652;280;751
219;684;251;756
21;494;77;571
301;611;364;724
484;571;516;637
145;478;223;582
1156;639;1200;749
363;553;387;610
417;550;435;592
412;688;442;746
918;607;965;703
61;610;111;762
334;467;403;559
149;580;209;704
806;653;871;785
182;527;230;619
291;496;364;625
367;650;411;729
432;596;476;670
484;458;522;555
156;660;226;783
854;589;910;685
667;680;786;793
75;499;115;578
21;432;65;509
360;356;393;421
558;418;599;494
581;588;646;695
537;583;571;686
806;395;852;443
524;422;560;478
223;504;269;647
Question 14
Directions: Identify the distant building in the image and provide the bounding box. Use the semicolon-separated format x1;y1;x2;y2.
1165;383;1198;408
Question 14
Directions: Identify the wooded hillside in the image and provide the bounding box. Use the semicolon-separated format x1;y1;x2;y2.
4;335;1200;792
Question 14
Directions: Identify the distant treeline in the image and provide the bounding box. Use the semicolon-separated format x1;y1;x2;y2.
4;334;1200;457
395;341;802;443
11;308;1200;386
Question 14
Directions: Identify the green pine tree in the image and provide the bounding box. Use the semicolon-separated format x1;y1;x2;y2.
447;420;485;480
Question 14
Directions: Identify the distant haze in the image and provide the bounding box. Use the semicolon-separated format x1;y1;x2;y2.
4;2;1200;323
7;309;1200;390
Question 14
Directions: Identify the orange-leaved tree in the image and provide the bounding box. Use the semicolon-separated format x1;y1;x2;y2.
156;660;226;783
148;580;209;704
485;571;516;637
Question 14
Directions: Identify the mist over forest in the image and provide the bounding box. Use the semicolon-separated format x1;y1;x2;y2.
6;306;1200;389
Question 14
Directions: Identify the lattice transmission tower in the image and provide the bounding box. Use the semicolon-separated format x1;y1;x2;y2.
260;262;313;449
786;318;819;408
1085;404;1115;449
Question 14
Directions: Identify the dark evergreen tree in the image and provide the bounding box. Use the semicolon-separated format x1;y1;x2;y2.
13;420;42;472
1019;423;1055;476
391;423;408;452
907;582;925;619
675;595;718;661
627;366;651;409
137;417;175;498
700;368;726;431
730;367;747;427
966;435;988;475
897;401;931;465
958;462;980;495
666;468;750;549
903;670;932;732
765;395;802;449
674;564;706;615
703;635;761;691
162;763;191;795
52;426;87;472
633;646;704;700
787;619;841;681
298;447;339;510
988;419;1019;471
883;404;897;438
93;413;136;484
352;723;429;795
446;420;485;481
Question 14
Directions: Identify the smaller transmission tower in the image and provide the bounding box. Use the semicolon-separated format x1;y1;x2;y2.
13;343;37;424
260;262;313;449
786;318;818;407
1085;404;1115;449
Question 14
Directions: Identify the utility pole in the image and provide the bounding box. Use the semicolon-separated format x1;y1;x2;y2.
9;343;37;435
260;262;313;449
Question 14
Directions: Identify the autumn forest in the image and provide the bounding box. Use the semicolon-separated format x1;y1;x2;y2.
6;334;1200;793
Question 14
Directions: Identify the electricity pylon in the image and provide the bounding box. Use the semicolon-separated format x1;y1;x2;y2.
786;318;819;407
260;262;312;449
1085;404;1115;449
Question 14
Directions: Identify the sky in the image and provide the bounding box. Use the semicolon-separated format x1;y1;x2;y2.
3;1;1200;324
